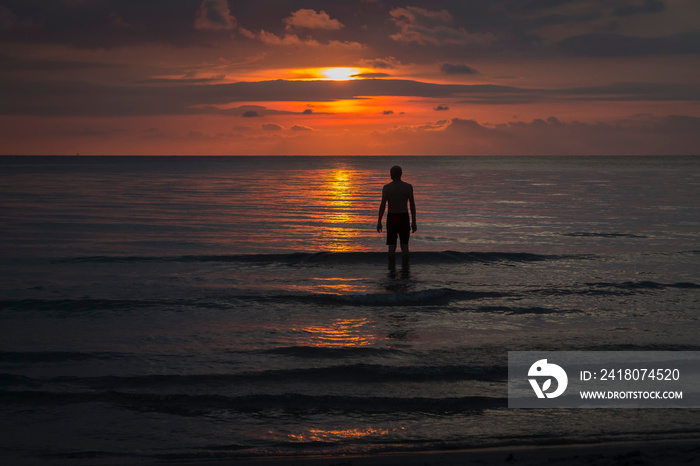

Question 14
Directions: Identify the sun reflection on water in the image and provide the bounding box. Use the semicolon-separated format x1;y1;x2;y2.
287;426;402;442
280;277;367;295
325;169;354;213
231;165;379;253
312;168;364;251
292;317;376;348
310;277;365;294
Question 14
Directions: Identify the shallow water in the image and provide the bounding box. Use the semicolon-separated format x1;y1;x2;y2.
1;156;699;464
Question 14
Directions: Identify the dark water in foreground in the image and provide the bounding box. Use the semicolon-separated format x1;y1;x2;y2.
1;156;699;464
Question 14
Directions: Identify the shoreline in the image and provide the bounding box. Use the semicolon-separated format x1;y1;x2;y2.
154;439;700;466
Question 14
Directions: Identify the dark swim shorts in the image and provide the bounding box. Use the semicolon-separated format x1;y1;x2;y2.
386;212;411;245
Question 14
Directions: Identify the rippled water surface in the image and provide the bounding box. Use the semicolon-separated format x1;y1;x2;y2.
1;156;699;464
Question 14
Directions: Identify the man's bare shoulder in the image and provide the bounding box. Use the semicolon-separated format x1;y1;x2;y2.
385;181;412;190
398;181;413;192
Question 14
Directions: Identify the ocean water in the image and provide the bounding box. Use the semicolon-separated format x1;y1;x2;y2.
0;156;699;464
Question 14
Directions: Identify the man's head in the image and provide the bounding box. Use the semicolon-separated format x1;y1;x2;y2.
390;165;402;181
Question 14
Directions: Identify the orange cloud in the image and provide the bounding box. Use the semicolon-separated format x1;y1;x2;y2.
250;30;363;50
284;9;344;31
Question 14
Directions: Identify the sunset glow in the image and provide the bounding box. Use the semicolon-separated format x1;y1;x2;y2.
319;67;364;81
1;1;698;155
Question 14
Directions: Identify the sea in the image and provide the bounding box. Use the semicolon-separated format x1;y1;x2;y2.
1;155;699;465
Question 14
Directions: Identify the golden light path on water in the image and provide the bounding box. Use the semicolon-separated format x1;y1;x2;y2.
287;426;404;443
290;317;377;348
259;168;405;448
315;168;362;252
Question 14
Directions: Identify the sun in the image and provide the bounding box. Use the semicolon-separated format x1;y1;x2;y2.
320;67;362;81
282;67;368;81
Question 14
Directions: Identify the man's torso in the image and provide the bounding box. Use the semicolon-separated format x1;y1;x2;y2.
383;181;413;213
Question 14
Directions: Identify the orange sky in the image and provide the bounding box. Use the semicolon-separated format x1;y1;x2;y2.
1;0;699;155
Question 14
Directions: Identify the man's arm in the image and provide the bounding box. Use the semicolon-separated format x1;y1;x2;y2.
377;187;387;232
409;186;417;233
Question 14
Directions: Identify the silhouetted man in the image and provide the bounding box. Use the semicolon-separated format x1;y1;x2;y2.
377;165;417;267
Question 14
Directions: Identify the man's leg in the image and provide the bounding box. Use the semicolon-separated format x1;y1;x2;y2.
400;242;409;267
387;244;397;267
398;218;411;267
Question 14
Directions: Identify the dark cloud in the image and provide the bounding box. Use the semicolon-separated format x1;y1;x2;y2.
446;114;700;155
180;104;303;117
560;31;700;56
3;77;697;117
302;108;313;114
562;82;700;101
290;124;312;131
0;54;113;71
385;113;700;155
0;4;39;31
501;0;605;27
434;105;449;111
222;105;297;117
455;94;543;105
519;10;604;28
214;79;531;104
0;0;688;60
0;0;224;48
389;5;495;46
194;0;237;31
383;110;394;115
516;0;664;17
138;76;225;85
262;123;282;131
363;57;400;69
460;1;689;57
445;118;497;137
351;72;391;78
612;0;665;17
660;115;700;133
441;63;478;75
456;81;700;105
520;0;574;12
